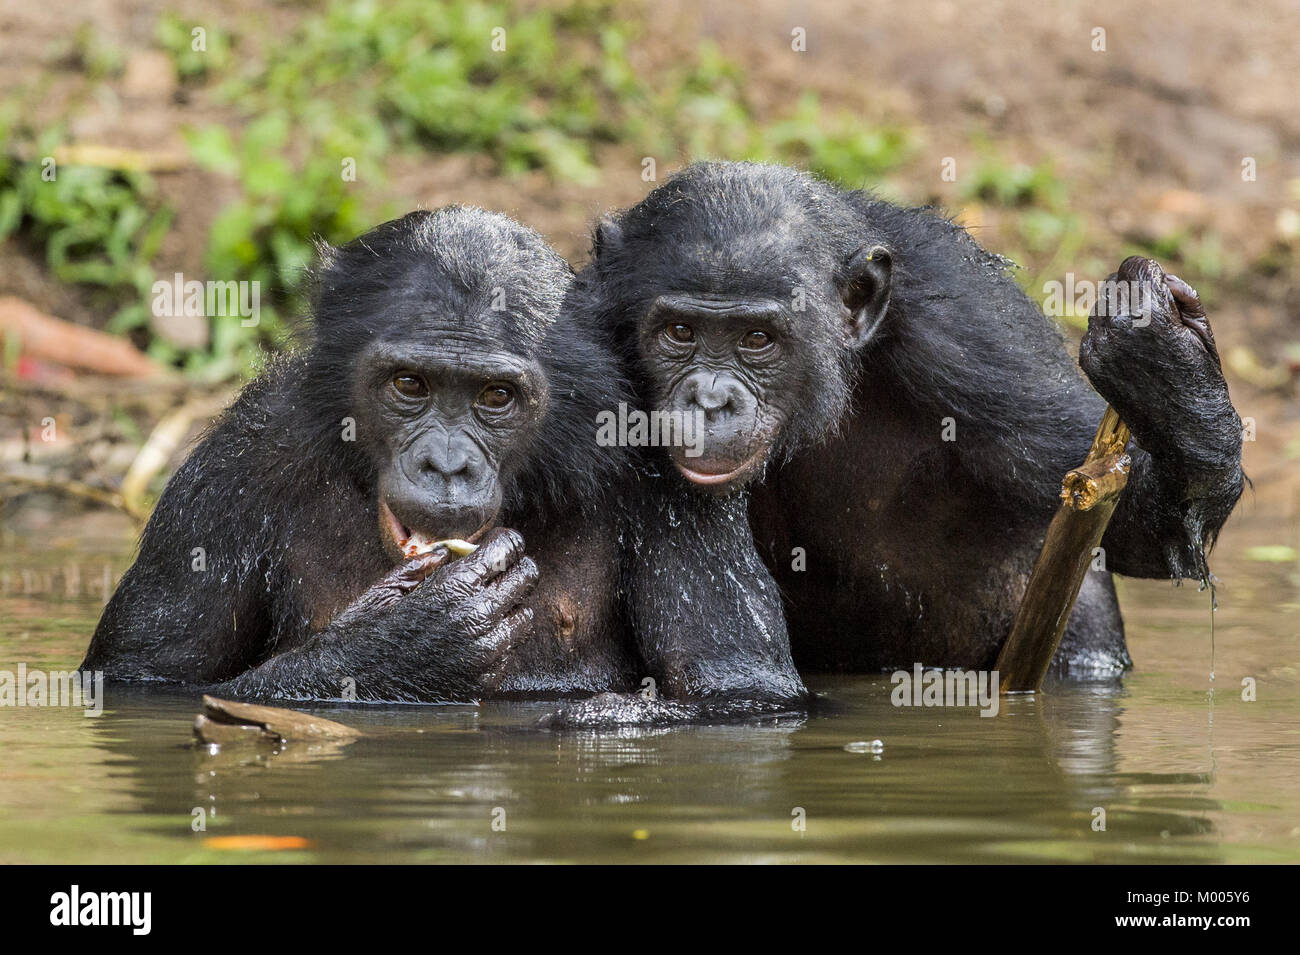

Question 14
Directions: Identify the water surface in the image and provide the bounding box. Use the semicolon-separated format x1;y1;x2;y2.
1;506;1296;863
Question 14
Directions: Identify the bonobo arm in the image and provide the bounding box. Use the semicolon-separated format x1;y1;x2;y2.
82;426;279;684
879;228;1242;584
618;466;809;707
216;530;537;704
1079;257;1244;581
538;470;808;728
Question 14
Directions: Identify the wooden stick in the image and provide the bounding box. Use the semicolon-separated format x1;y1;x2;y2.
0;472;149;523
995;406;1132;693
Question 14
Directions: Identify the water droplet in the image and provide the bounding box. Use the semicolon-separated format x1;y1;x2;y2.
844;739;884;754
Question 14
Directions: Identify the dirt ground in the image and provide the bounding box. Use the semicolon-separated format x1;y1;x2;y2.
1;0;1297;512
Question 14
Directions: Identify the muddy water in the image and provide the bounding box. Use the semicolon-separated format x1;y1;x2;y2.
0;505;1296;864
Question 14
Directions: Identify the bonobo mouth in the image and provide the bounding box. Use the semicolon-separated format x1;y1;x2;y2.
672;447;767;489
378;499;493;560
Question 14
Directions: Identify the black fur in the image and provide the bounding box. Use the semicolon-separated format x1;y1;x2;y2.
83;206;804;721
84;208;640;702
582;161;1245;675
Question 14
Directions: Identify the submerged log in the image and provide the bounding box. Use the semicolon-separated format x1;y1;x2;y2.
193;695;362;746
996;406;1132;693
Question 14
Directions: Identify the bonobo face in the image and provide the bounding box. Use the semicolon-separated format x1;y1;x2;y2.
311;207;588;565
356;333;548;562
639;293;795;489
605;163;894;494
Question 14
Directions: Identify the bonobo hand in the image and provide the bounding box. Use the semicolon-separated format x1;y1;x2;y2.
391;527;540;695
1079;256;1240;479
221;528;538;703
330;547;450;624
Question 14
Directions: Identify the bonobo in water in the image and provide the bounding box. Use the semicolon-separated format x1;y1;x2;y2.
85;208;643;702
561;249;810;715
84;206;805;715
583;161;1244;675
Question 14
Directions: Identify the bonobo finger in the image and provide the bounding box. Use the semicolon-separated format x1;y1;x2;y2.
1164;273;1205;318
439;527;525;592
337;547;451;621
377;548;452;603
1087;271;1121;323
477;606;535;692
1165;272;1220;365
1108;255;1175;328
393;547;452;588
482;556;539;611
1115;254;1164;288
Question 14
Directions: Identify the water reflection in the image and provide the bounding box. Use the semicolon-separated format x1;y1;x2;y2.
0;505;1295;863
63;675;1229;862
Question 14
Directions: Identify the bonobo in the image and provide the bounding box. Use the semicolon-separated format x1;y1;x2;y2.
583;161;1244;675
562;245;811;715
84;208;641;702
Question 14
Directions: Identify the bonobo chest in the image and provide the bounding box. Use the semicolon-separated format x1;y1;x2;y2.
752;400;930;578
496;509;638;694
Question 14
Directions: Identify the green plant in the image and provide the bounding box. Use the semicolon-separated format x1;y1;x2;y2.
156;13;233;81
753;93;913;186
963;155;1065;208
220;0;642;183
61;24;126;80
0;126;172;335
185;113;374;378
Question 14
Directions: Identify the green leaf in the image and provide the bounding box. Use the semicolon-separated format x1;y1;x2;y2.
185;126;239;176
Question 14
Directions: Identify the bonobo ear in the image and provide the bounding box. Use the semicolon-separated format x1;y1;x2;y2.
592;215;624;261
837;245;893;348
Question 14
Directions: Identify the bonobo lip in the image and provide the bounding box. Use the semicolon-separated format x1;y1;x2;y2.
378;499;493;560
672;448;767;488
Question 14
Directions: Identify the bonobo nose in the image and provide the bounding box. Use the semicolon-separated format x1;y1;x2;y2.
422;447;470;478
417;433;479;480
688;374;734;417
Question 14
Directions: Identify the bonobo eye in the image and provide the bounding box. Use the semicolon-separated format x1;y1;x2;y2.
740;330;773;350
392;373;429;399
476;383;516;411
664;323;695;344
